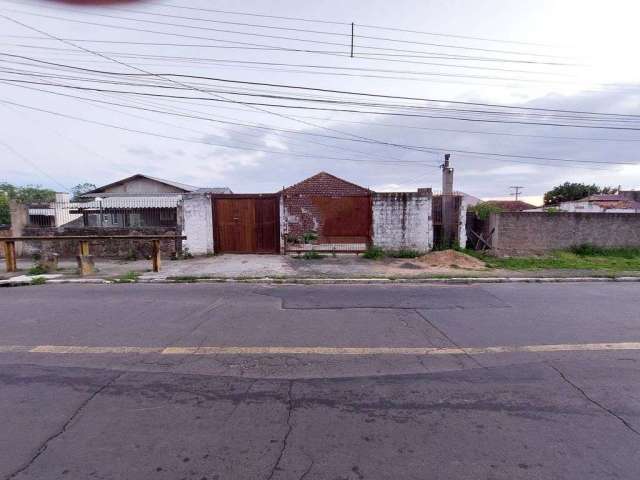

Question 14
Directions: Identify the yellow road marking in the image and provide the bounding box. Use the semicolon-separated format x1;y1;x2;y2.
0;342;636;356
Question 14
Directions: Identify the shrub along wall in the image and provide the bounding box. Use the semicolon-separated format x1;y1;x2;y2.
20;227;180;259
489;212;640;256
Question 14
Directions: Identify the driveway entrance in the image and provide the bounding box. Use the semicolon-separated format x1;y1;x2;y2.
213;195;280;254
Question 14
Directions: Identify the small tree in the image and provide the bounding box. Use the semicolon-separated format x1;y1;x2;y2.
0;193;9;225
71;182;97;201
469;202;503;220
543;182;615;206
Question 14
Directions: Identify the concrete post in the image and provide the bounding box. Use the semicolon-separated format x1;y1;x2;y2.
9;200;27;257
441;154;454;248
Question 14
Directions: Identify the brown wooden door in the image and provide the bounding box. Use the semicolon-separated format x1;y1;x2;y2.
214;197;279;253
255;198;279;253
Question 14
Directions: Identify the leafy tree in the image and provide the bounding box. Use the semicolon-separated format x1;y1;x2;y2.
0;183;57;224
71;182;97;200
543;182;616;206
0;193;9;225
469;202;503;220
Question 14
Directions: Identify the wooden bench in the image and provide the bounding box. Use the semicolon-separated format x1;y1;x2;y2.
1;235;186;274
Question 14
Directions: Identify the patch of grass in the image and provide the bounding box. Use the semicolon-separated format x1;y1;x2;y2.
387;249;422;259
362;246;385;260
27;265;47;276
472;245;640;271
302;251;325;260
112;271;140;283
31;276;47;285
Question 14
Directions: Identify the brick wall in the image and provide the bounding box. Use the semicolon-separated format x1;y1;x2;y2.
281;172;371;241
182;194;214;255
371;191;432;252
20;226;180;259
490;212;640;256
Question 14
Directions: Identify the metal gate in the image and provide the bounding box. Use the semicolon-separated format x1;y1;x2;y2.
213;195;280;254
312;195;372;244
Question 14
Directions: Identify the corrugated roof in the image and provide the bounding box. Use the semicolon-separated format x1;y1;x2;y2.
85;174;199;194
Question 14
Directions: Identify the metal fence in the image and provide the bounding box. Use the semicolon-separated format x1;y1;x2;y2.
26;197;181;229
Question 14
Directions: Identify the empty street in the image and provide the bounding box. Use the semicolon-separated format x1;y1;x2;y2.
1;282;640;479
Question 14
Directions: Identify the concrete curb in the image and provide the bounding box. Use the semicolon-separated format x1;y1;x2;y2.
2;276;640;287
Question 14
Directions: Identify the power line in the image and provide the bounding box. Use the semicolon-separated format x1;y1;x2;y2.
2;54;637;120
6;75;640;131
153;1;568;49
2;1;572;60
2;79;635;168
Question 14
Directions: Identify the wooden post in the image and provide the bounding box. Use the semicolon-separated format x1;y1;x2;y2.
152;239;161;272
76;240;95;276
79;240;90;257
3;241;17;273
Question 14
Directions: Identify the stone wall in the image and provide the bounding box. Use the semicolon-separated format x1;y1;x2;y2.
181;194;214;255
20;226;180;259
490;212;640;256
371;191;432;252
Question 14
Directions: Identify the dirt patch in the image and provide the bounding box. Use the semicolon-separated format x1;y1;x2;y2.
416;250;486;270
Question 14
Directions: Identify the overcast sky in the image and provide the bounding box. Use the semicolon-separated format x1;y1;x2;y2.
1;0;640;204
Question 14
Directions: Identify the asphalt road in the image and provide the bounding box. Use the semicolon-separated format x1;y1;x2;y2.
1;282;639;479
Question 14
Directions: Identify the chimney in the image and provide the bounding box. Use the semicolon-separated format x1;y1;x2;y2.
442;153;454;195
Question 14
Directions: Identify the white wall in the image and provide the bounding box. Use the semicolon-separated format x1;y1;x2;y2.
371;192;432;252
181;194;214;255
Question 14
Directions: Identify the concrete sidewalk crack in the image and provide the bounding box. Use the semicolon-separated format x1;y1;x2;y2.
5;371;125;480
548;363;640;437
266;380;295;480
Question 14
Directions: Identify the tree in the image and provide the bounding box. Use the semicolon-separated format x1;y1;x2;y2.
0;193;9;225
543;182;616;206
71;182;97;200
0;183;57;225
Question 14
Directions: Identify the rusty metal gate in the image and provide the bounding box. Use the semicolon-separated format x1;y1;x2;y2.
312;195;372;245
213;195;279;254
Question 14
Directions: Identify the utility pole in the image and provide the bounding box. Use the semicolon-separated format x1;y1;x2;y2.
510;186;523;201
350;23;354;57
441;153;454;248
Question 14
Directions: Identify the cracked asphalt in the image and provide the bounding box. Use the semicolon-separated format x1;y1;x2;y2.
1;282;640;479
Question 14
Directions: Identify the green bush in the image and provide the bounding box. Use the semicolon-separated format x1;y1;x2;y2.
27;265;47;276
469;202;503;220
31;276;47;285
362;246;385;259
302;231;318;244
387;249;421;259
302;251;324;260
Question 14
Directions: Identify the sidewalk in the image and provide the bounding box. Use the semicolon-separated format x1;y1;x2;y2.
3;253;640;285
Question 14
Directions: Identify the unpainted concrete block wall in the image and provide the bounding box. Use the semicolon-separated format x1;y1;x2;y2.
372;192;432;252
182;194;214;255
490;212;640;256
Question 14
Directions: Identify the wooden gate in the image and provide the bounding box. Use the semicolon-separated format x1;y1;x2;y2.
213;195;279;253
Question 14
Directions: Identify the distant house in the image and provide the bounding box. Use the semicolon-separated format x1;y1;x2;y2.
28;174;231;228
552;194;640;213
75;174;231;228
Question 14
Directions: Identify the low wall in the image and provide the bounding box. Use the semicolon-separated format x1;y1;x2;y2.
372;191;432;252
20;227;180;259
490;212;640;256
181;194;214;255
